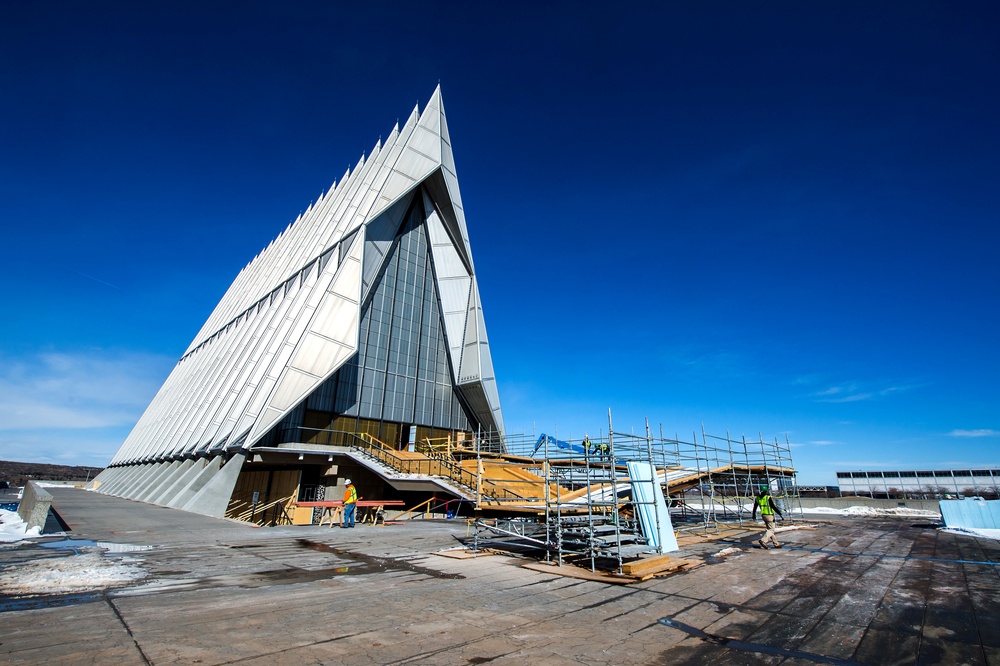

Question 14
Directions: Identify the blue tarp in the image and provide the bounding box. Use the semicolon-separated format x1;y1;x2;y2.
939;499;1000;529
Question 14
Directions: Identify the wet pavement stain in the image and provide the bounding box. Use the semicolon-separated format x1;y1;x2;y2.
466;655;511;664
0;536;466;611
0;591;104;613
294;539;465;580
109;539;464;598
658;616;864;665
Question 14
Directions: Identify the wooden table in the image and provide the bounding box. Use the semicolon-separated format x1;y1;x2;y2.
296;500;406;527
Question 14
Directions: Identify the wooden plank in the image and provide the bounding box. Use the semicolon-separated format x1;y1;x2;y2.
434;548;496;560
621;554;676;577
635;560;702;581
521;562;634;585
521;557;703;584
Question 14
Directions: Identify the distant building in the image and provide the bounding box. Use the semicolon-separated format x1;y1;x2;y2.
92;87;505;519
836;469;1000;498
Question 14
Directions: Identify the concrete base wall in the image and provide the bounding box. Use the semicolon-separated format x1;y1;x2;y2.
17;481;53;530
183;453;246;518
167;457;222;509
87;454;245;520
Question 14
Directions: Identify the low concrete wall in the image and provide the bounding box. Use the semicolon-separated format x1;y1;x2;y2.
795;496;941;512
17;481;53;530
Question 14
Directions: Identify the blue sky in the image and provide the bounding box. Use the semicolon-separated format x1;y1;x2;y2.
1;2;998;485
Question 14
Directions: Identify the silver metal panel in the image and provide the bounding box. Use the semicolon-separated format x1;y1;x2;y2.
431;242;469;281
394;146;439;183
421;172;473;271
290;332;351;377
437;277;472;312
309;295;359;348
425;205;452;246
329;252;361;300
269;368;317;411
458;280;486;384
242;374;278;429
379;169;416;204
441;167;465;219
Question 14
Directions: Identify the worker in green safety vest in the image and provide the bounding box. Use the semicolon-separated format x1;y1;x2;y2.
751;485;784;549
597;440;610;462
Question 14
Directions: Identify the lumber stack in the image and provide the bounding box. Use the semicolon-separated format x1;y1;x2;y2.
619;555;701;581
521;555;701;584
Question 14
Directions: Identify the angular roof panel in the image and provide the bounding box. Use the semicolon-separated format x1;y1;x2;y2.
110;86;504;466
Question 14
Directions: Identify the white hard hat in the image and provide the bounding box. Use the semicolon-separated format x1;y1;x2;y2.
344;479;352;485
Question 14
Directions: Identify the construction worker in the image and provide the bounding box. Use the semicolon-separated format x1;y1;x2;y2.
342;479;358;528
751;485;784;549
583;435;593;456
597;440;610;462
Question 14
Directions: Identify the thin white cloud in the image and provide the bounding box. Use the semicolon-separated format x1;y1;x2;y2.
822;392;874;403
812;381;923;404
0;351;172;431
809;440;839;446
947;429;999;438
814;385;850;396
0;432;120;467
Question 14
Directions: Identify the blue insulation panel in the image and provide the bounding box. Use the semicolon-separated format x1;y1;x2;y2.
939;499;1000;529
627;461;679;553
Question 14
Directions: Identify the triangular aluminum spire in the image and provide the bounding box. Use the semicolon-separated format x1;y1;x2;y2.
105;86;505;480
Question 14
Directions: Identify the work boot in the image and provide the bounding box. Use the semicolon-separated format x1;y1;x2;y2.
774;544;783;548
757;539;768;549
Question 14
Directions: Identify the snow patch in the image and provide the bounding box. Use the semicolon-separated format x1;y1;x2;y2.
0;509;42;543
773;524;817;533
0;551;147;595
791;506;940;518
713;547;743;558
939;527;1000;541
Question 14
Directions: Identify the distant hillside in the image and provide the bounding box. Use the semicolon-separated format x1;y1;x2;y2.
0;460;104;488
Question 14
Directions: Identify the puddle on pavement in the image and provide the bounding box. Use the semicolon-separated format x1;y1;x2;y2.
38;539;99;553
38;538;154;554
0;591;104;613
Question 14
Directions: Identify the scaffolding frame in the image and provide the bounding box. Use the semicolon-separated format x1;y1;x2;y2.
472;412;800;570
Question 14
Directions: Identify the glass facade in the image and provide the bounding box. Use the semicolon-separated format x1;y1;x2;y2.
268;193;473;448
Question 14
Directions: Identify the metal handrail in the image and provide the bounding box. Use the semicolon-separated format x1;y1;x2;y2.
342;432;525;501
279;425;532;502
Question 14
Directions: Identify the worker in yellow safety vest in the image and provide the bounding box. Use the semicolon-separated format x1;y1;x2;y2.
342;479;358;528
751;485;784;549
597;441;610;462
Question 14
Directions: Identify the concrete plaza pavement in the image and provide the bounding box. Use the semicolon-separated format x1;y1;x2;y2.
1;488;998;665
